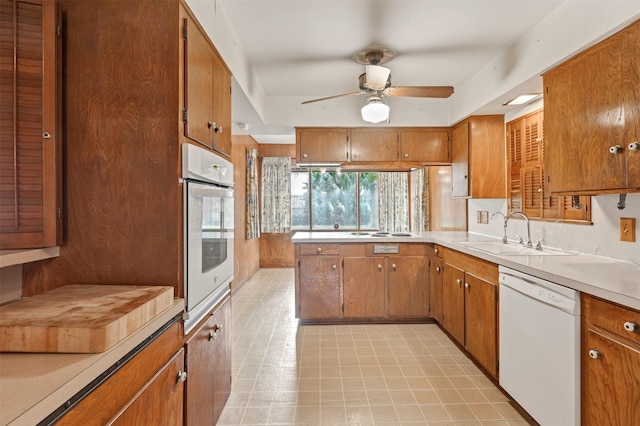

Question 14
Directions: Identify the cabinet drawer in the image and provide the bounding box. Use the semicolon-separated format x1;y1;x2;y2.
585;295;640;345
299;244;340;255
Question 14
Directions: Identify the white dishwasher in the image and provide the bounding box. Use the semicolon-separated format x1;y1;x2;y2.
499;266;580;426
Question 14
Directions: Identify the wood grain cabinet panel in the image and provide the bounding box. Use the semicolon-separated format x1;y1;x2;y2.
0;0;61;249
184;296;231;426
387;256;429;318
296;128;349;163
582;294;640;426
543;20;640;194
298;256;341;320
399;128;450;163
451;115;506;199
350;128;399;162
343;257;386;318
442;263;465;345
429;256;444;323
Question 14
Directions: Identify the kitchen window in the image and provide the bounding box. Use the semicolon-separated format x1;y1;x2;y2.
291;169;384;231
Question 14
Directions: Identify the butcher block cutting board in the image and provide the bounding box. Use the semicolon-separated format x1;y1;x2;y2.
0;285;174;353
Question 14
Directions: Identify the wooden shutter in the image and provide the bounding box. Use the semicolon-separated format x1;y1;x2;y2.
507;123;522;212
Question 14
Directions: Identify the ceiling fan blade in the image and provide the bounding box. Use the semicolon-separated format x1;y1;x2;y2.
301;91;366;104
384;86;454;98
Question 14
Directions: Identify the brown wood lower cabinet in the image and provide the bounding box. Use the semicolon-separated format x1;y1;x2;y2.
442;248;498;379
184;295;232;426
56;320;184;425
428;249;444;323
295;242;429;322
582;294;640;425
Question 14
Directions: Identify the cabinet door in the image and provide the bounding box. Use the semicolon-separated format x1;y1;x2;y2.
211;52;231;157
399;129;450;163
388;256;429;318
464;274;497;378
442;264;465;344
297;128;348;163
429;257;444;323
183;15;214;149
343;257;385;318
583;330;640;425
212;298;232;424
185;313;216;425
298;256;341;319
451;121;469;197
110;348;185;426
544;35;626;193
0;0;60;249
349;128;398;162
623;21;640;189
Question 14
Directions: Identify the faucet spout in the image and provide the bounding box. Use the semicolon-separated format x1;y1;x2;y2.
490;212;508;244
506;211;532;248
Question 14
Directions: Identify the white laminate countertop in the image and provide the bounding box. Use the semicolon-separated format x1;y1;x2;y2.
292;231;640;311
0;298;185;426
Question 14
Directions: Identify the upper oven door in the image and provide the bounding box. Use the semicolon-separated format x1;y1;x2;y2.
185;180;234;312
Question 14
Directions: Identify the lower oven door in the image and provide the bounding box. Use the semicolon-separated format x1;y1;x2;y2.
184;180;234;330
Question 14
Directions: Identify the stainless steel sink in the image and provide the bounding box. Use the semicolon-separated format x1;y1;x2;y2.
457;241;572;256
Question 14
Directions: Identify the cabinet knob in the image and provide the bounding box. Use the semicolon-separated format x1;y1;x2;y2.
609;145;623;154
404;153;409;158
302;153;308;158
317;247;322;253
43;132;51;139
332;264;337;270
435;248;439;254
623;321;639;333
214;125;223;133
629;142;640;152
377;264;382;270
456;278;462;285
588;349;602;360
537;188;542;193
208;121;215;129
209;331;216;341
464;282;470;289
177;371;188;382
436;266;441;272
391;263;397;269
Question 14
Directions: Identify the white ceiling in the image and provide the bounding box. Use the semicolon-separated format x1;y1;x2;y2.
186;0;640;143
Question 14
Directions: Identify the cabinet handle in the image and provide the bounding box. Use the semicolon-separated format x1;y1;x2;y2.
629;142;640;152
317;247;322;253
43;132;51;139
377;264;382;270
537;188;542;193
209;331;216;341
404;153;409;158
623;321;639;333
464;282;470;288
436;266;441;272
609;145;623;154
391;263;397;269
302;153;308;158
214;323;223;332
176;371;188;382
434;248;439;255
456;278;462;285
214;125;223;133
208;121;215;129
588;349;602;360
332;264;337;270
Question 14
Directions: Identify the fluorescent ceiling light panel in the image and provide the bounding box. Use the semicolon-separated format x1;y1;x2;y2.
503;94;541;106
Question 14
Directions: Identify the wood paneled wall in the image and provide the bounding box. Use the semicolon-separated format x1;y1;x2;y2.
258;144;296;268
231;136;261;291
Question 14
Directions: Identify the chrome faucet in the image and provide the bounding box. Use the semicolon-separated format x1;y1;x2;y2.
506;211;532;248
490;212;508;244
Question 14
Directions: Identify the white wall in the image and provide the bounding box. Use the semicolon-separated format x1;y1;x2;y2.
468;194;640;265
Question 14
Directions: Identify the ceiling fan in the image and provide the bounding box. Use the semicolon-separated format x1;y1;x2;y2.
301;47;454;123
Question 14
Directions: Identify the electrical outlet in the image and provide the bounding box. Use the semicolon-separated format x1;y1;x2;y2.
477;210;489;224
620;218;636;242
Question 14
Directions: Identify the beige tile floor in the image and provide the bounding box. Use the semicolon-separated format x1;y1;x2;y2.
218;268;533;425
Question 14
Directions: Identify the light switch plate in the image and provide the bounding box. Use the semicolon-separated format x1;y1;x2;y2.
477;210;489;224
620;218;636;242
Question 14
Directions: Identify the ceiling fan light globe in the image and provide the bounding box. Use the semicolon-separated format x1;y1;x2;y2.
361;100;390;123
365;65;391;90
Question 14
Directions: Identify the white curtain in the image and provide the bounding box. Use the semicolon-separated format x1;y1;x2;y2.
261;157;291;233
378;172;409;232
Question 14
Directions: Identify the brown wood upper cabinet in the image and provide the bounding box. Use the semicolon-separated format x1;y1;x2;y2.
0;0;62;249
543;20;640;195
399;128;450;163
183;10;232;157
451;115;506;199
296;127;452;165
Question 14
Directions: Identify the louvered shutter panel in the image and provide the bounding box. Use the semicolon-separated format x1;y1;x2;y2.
521;167;542;217
507;124;522;212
